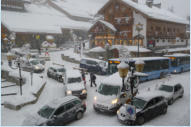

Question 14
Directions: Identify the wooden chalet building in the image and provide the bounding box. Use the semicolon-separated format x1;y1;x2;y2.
89;0;189;51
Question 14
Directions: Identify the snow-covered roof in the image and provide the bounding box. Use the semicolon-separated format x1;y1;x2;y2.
121;0;189;25
89;46;106;52
157;47;190;53
111;45;151;52
99;20;117;31
2;3;92;34
51;0;109;19
164;53;190;57
110;57;169;62
48;96;78;108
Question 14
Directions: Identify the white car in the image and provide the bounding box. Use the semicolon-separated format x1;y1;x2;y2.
22;59;45;73
156;82;184;105
65;70;87;99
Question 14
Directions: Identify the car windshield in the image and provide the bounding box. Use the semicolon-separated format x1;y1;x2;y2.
86;60;97;65
58;68;65;72
98;84;120;96
67;77;82;83
133;98;147;109
30;60;40;65
38;105;55;119
159;85;173;92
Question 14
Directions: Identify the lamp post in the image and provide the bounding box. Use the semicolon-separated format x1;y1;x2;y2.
136;23;143;57
118;59;145;105
117;61;129;91
105;42;110;61
79;37;82;57
88;34;92;49
7;55;24;96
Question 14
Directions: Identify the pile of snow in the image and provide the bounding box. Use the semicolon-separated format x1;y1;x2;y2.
89;46;106;52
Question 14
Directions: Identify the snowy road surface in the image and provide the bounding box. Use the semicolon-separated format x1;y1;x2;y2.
1;51;190;126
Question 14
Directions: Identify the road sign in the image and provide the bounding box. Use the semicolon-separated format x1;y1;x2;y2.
125;104;136;121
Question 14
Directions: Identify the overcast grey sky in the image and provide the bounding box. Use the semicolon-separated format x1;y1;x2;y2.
161;0;190;19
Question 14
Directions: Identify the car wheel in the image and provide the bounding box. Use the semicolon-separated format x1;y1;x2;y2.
76;111;83;120
162;107;167;114
168;99;173;105
179;94;183;98
159;72;164;79
47;73;51;78
136;116;145;125
58;77;63;82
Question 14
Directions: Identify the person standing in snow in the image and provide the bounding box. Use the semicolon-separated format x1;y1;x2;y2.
90;72;97;87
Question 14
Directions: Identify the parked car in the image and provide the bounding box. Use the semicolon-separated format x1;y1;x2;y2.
93;72;138;113
47;65;66;82
22;59;45;73
117;92;168;125
22;96;86;126
65;70;87;99
155;82;184;105
79;58;107;75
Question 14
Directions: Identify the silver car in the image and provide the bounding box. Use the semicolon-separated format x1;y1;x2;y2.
156;82;184;105
22;96;86;126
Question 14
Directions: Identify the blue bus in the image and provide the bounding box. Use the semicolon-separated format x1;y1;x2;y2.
108;57;170;81
164;53;190;73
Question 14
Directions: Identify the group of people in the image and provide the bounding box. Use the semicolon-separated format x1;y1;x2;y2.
81;70;97;87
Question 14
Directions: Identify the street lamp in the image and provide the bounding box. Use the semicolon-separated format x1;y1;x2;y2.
117;61;129;91
79;37;83;57
105;42;110;60
136;23;143;57
88;34;92;48
7;55;24;96
118;59;145;105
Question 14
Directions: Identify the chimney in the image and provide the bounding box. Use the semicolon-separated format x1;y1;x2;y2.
132;0;138;3
153;3;161;9
146;0;153;8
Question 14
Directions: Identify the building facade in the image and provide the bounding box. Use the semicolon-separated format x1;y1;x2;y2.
89;0;189;50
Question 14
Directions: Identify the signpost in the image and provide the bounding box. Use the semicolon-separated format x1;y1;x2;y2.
125;104;136;121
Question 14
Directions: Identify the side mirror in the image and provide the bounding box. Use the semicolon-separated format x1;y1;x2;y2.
95;89;97;92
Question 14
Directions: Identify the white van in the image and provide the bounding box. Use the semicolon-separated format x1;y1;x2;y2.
93;72;138;113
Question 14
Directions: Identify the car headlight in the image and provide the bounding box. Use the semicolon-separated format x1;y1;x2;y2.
111;98;118;104
34;66;40;70
82;89;87;94
67;90;72;95
117;110;120;114
174;70;176;73
94;96;97;101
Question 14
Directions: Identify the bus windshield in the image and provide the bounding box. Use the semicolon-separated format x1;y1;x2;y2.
98;84;120;96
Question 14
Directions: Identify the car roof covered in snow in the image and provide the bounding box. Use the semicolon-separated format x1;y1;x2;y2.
100;72;125;87
66;70;81;78
47;96;79;108
136;91;164;102
80;58;106;63
159;81;181;87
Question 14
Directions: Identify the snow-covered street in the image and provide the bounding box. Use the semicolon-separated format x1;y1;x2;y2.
1;51;190;126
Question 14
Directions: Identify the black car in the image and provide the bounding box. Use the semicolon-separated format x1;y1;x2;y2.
117;93;168;125
22;96;86;126
47;65;66;82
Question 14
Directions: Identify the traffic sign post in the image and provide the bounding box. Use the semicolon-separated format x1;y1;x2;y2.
125;104;136;121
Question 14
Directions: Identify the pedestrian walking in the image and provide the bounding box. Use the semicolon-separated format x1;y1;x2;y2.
45;48;49;56
90;73;97;87
81;70;86;86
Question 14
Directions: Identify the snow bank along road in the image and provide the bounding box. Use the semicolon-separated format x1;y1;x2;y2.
1;51;190;126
